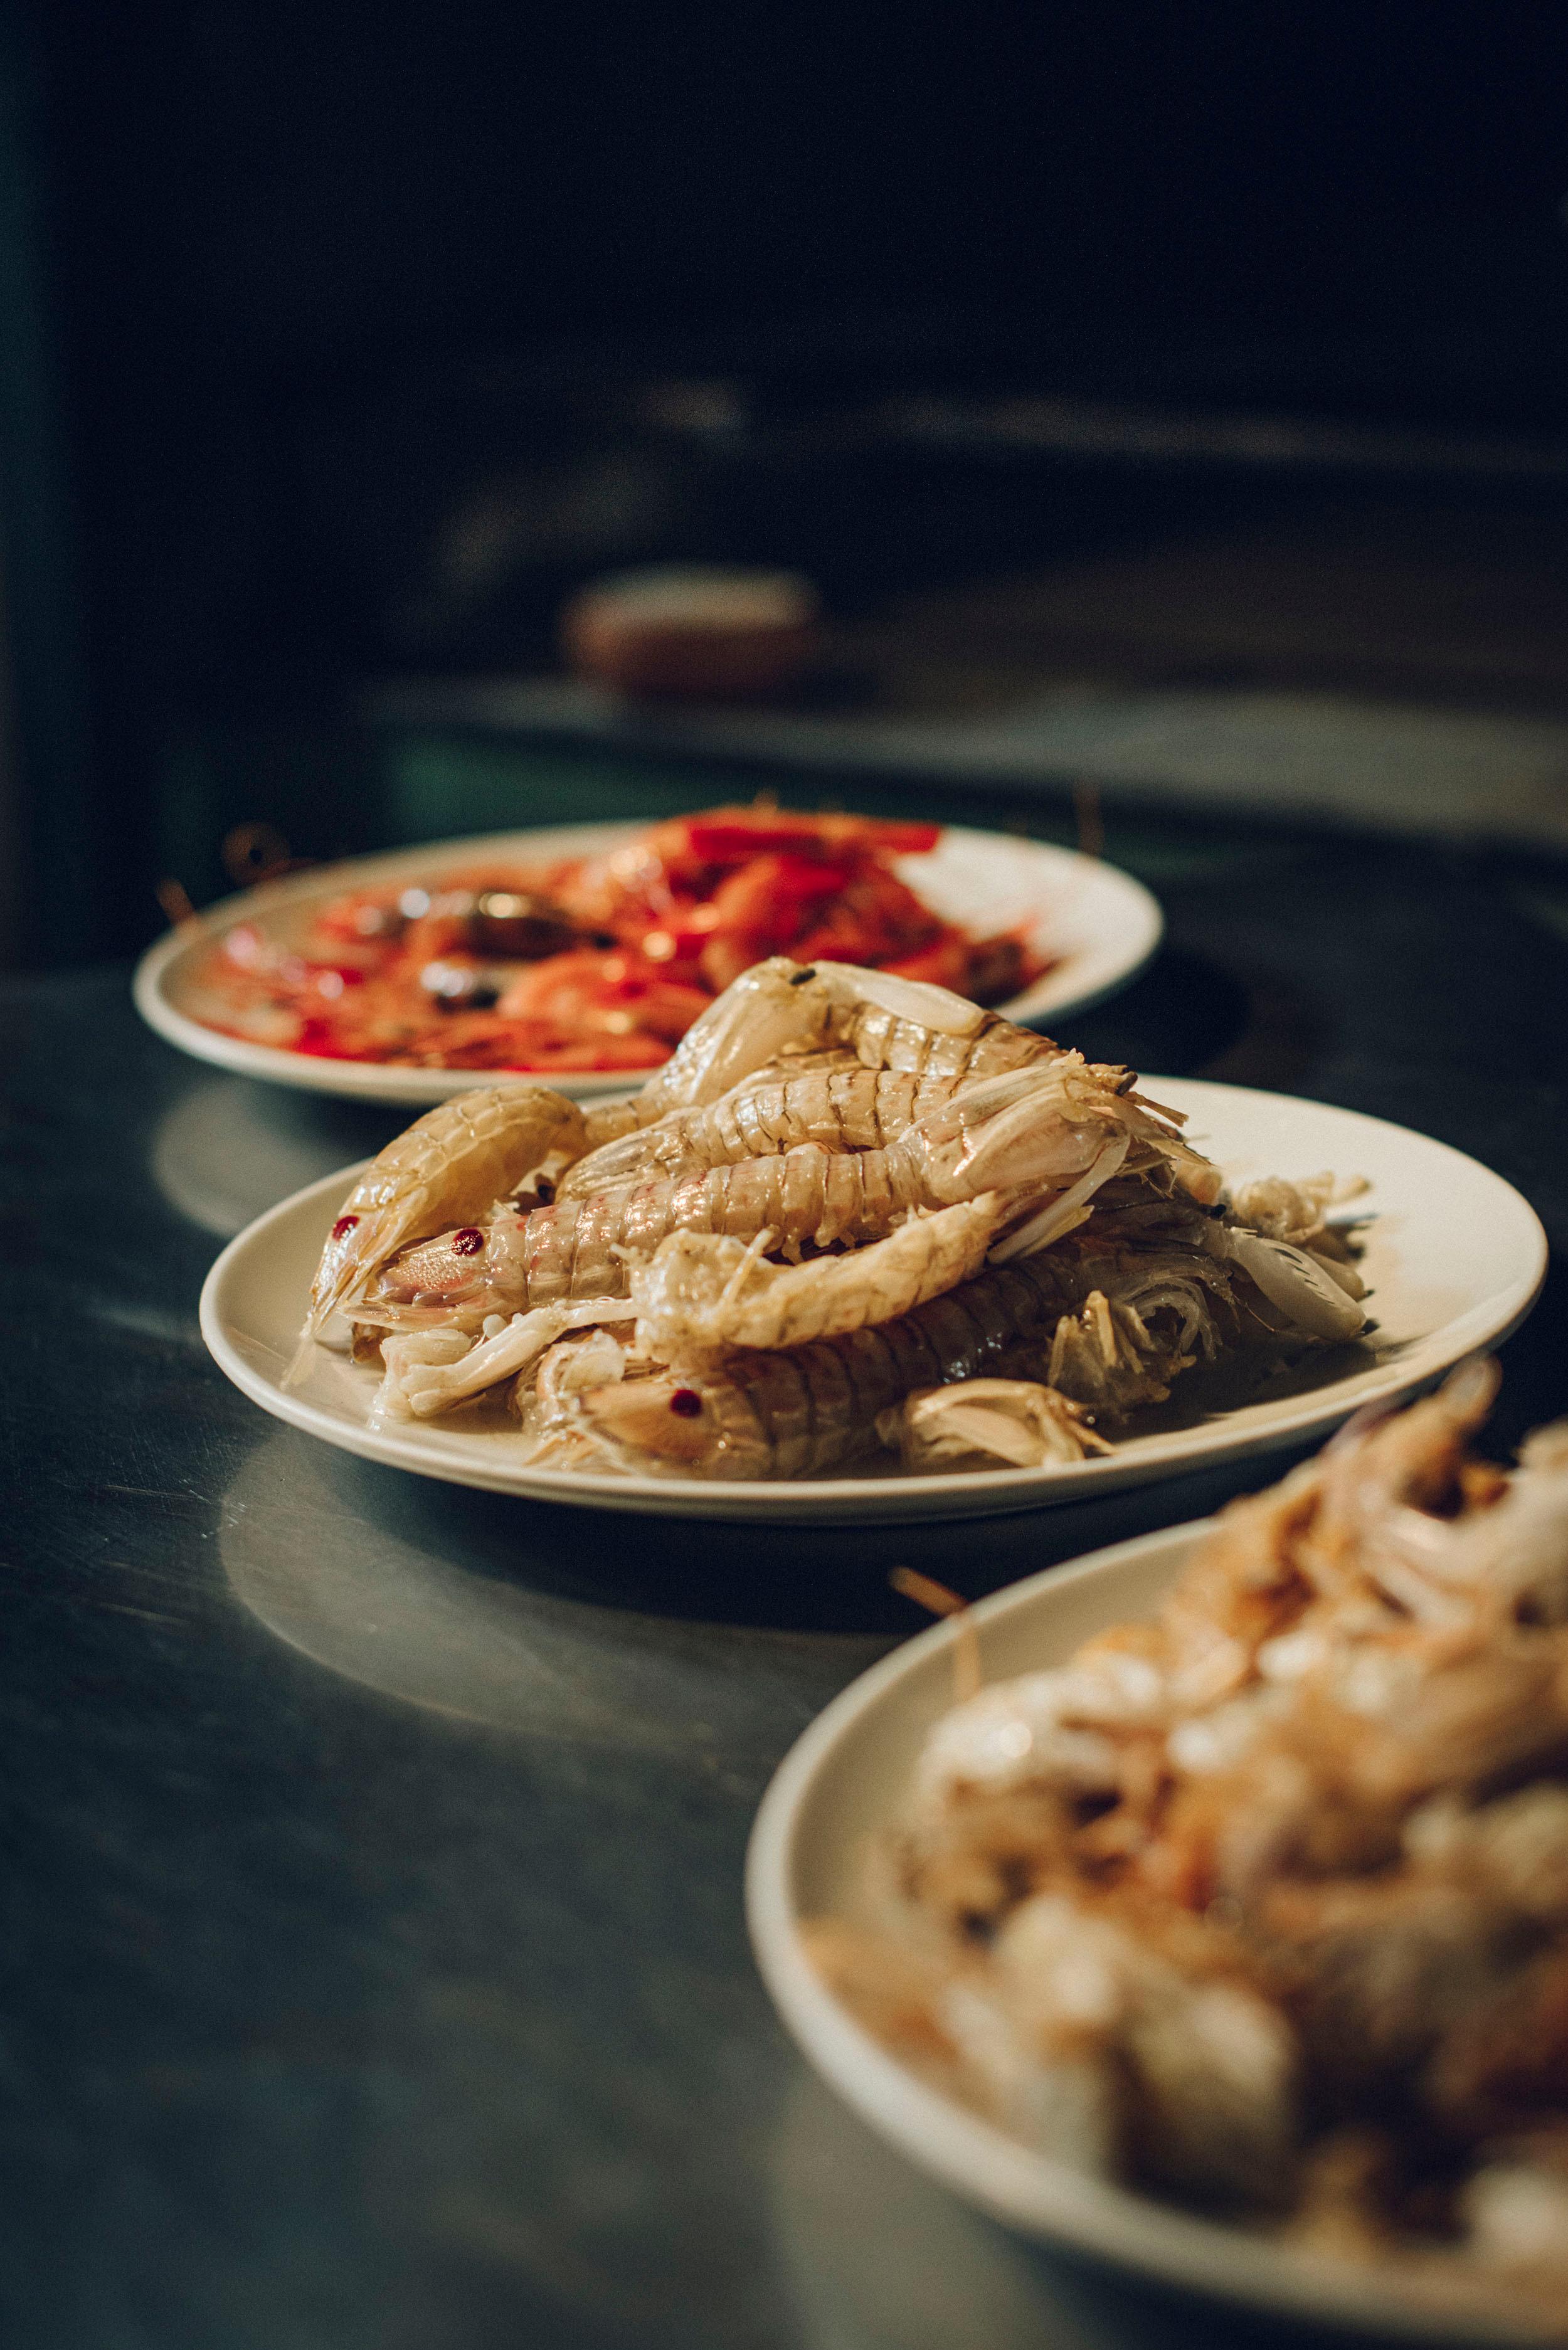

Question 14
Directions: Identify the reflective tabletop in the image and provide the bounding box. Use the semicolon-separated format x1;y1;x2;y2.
4;812;1567;2347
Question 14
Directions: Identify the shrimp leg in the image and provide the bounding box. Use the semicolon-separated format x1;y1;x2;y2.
881;1380;1114;1472
373;1295;630;1420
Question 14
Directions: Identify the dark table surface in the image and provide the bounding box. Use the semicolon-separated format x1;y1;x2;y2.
4;768;1568;2350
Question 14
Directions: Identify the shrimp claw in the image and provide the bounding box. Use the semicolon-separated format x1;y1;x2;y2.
1219;1227;1369;1341
630;1196;1008;1355
628;957;837;1124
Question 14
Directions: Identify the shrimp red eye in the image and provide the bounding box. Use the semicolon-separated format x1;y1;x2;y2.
452;1226;487;1256
331;1215;359;1241
668;1387;702;1418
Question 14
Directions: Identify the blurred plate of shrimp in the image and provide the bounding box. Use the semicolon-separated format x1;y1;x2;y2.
135;818;1163;1105
749;1373;1568;2340
747;1520;1540;2342
199;1079;1545;1523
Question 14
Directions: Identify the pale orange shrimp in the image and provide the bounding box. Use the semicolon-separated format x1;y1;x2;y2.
580;955;1062;1151
559;1063;977;1197
580;1212;1264;1476
575;1260;1080;1478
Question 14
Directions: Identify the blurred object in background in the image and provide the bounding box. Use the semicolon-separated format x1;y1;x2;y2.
0;3;97;968
4;2;1568;959
561;566;820;701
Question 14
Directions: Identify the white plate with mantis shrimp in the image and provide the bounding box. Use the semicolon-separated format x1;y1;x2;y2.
200;956;1547;1523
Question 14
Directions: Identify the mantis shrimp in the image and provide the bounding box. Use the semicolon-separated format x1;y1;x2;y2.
357;1061;1182;1328
575;953;1066;1153
303;1080;585;1338
566;1200;1362;1479
575;1258;1086;1479
558;1062;981;1198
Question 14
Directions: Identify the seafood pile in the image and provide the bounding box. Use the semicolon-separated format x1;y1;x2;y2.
297;956;1370;1483
205;805;1047;1072
810;1365;1568;2328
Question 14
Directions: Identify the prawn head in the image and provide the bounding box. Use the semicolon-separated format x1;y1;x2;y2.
305;1081;585;1340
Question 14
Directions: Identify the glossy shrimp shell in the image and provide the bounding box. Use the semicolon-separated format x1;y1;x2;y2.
368;1145;962;1320
582;955;1063;1147
558;1064;974;1199
578;1209;1261;1477
305;1081;586;1335
578;1259;1075;1478
371;1063;1167;1324
623;956;837;1125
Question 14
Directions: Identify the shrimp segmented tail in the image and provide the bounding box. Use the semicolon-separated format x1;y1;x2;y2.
369;1062;1179;1324
579;1259;1070;1478
559;1064;979;1199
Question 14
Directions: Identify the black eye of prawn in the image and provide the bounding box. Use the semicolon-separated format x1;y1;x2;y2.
788;966;817;986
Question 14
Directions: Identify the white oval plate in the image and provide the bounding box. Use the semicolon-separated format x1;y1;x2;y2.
747;1520;1545;2344
198;1079;1545;1525
135;820;1162;1104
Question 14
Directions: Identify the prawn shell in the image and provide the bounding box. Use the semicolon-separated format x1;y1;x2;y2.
624;954;1055;1134
556;1064;968;1200
580;1257;1070;1479
811;960;985;1037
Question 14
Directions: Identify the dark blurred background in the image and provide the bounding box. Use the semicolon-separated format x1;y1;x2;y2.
3;0;1567;965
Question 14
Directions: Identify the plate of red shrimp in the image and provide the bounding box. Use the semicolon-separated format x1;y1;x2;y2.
135;810;1162;1104
199;955;1545;1522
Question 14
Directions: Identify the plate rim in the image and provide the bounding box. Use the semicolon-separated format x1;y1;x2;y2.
744;1520;1549;2344
134;818;1163;1103
197;1076;1548;1525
